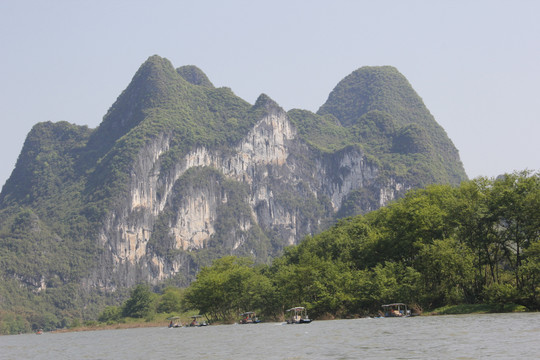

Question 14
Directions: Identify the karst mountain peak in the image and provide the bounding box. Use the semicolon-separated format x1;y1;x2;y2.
0;55;467;323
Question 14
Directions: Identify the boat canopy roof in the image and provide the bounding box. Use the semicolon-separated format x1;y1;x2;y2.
382;303;407;307
286;307;305;312
240;311;256;315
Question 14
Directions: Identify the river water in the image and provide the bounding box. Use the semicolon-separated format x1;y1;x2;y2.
1;312;539;359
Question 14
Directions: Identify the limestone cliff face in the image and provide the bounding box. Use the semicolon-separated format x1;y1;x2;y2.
92;99;407;289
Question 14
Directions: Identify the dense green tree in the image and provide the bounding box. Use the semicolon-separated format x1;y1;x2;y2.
122;284;155;318
519;239;540;306
363;261;421;309
0;310;31;334
98;306;122;323
365;184;457;265
182;256;274;322
488;172;540;289
157;287;184;314
415;238;475;307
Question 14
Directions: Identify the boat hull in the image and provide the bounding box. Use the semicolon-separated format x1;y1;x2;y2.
286;319;312;324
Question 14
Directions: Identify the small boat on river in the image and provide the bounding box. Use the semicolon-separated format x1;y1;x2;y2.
381;303;410;317
167;316;182;328
286;307;312;324
188;315;208;327
239;311;260;324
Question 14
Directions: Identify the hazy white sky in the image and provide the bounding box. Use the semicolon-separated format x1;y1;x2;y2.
1;0;539;188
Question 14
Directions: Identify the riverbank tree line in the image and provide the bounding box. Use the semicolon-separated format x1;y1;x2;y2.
98;171;539;324
2;172;537;333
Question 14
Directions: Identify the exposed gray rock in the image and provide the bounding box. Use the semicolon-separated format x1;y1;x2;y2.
92;101;407;289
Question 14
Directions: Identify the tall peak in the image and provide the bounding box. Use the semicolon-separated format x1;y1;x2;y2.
254;93;279;109
86;55;182;158
176;65;214;88
317;66;424;127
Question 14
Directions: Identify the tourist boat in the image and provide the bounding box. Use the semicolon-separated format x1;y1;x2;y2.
167;316;182;328
381;303;411;317
285;307;312;324
239;311;261;324
188;315;208;327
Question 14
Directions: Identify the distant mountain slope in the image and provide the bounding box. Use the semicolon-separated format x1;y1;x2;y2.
0;55;467;328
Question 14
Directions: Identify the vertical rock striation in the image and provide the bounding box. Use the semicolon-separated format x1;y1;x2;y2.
93;95;407;288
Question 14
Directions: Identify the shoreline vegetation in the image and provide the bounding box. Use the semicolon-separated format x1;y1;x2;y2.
428;303;528;315
44;303;530;335
1;303;530;336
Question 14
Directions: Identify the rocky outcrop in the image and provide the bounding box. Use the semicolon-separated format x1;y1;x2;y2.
92;98;407;289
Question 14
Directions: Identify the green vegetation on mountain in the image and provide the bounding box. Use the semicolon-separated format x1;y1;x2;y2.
176;65;215;88
317;66;466;187
0;55;472;333
287;109;353;152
